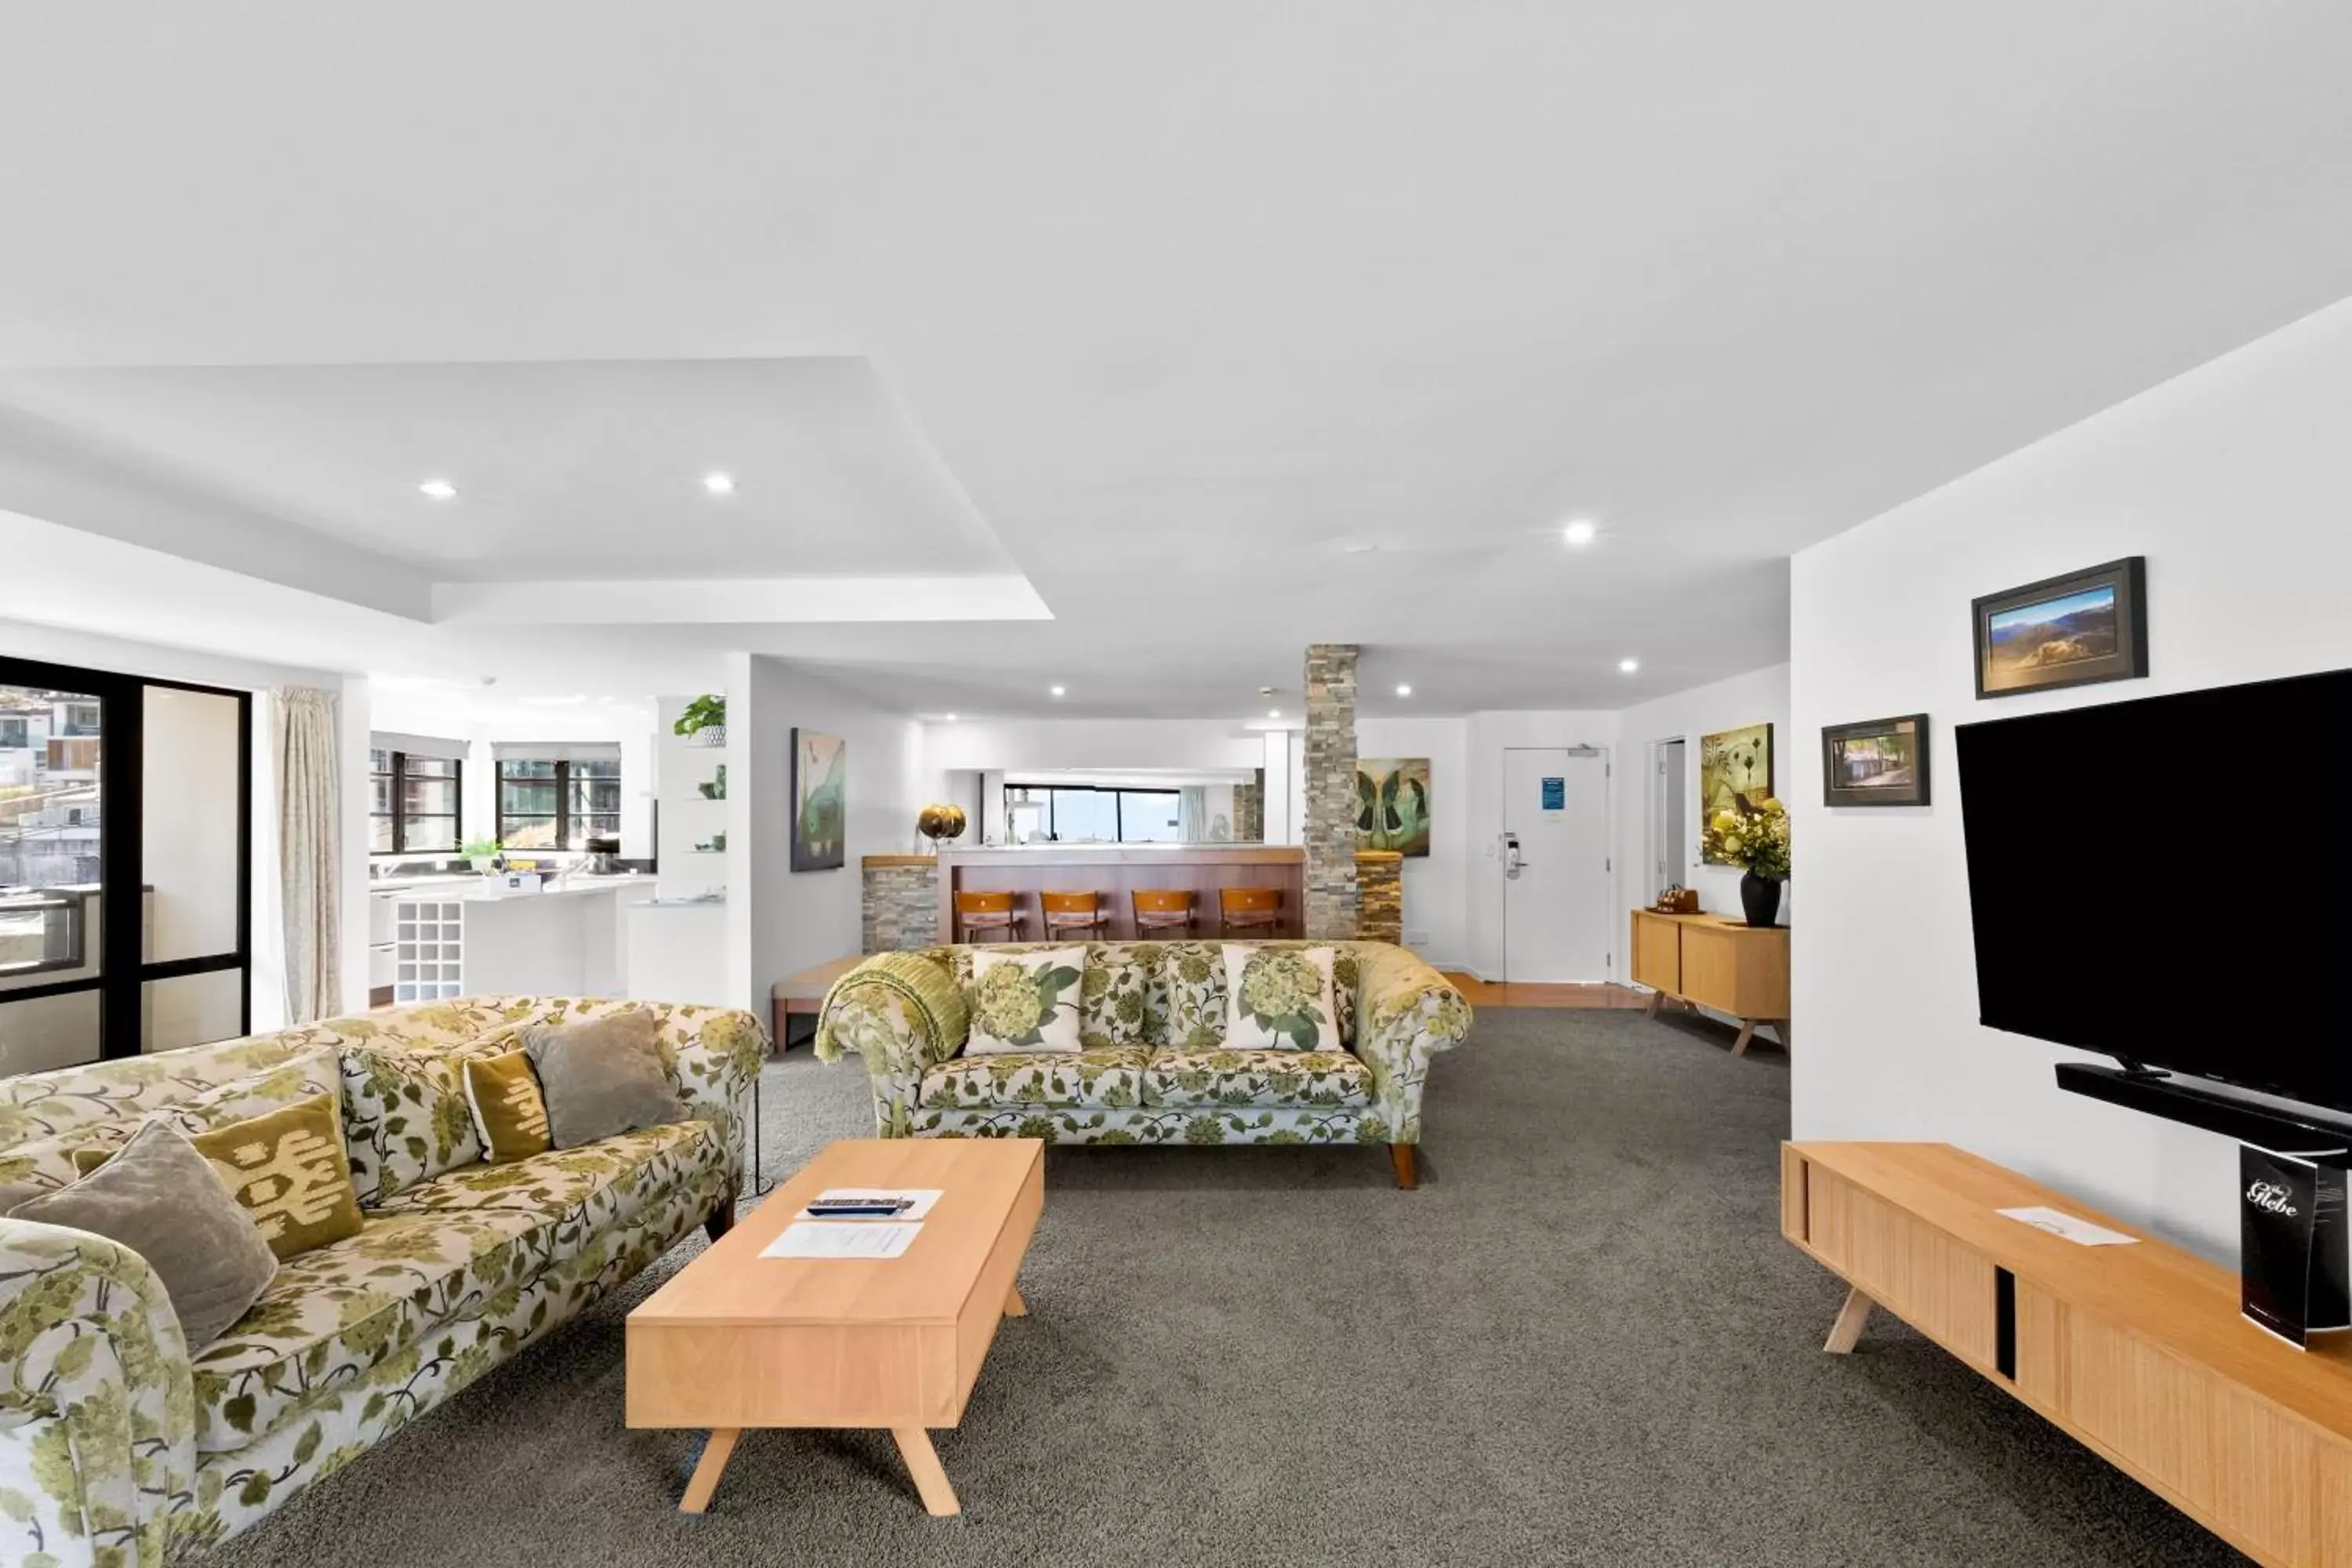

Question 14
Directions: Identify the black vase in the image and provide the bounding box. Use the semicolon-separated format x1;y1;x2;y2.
1740;872;1782;928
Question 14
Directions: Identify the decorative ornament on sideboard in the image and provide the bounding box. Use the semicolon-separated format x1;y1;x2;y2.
1702;797;1791;927
915;803;968;855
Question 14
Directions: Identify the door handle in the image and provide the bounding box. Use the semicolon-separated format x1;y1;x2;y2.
1502;832;1526;880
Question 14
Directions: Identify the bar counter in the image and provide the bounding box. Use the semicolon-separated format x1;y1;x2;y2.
934;844;1305;942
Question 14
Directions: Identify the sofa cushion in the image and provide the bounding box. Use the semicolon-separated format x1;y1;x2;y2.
1077;942;1156;1047
463;1047;552;1162
192;1118;722;1454
920;1047;1149;1110
13;1121;279;1353
1143;1047;1371;1109
964;947;1086;1055
1222;945;1341;1052
194;1093;367;1261
522;1011;685;1148
339;1042;494;1205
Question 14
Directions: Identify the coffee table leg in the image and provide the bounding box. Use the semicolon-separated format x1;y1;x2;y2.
891;1425;962;1516
681;1428;741;1514
1004;1281;1028;1317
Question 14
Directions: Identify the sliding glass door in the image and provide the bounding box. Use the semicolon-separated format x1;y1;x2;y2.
0;655;251;1074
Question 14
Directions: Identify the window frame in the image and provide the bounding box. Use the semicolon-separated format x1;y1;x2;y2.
495;757;619;851
370;750;463;856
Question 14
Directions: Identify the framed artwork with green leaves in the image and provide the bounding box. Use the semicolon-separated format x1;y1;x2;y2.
1356;757;1431;857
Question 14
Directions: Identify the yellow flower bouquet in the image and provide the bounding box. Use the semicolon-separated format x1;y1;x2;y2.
1702;797;1791;880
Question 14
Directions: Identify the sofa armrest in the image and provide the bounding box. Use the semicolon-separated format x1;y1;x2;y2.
815;953;967;1138
0;1218;198;1568
1348;944;1474;1145
660;1007;769;1185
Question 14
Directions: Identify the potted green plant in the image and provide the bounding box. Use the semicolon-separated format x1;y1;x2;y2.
674;694;727;750
1702;799;1791;927
460;837;503;874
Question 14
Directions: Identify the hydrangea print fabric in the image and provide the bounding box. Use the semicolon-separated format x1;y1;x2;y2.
964;946;1087;1055
1221;944;1340;1051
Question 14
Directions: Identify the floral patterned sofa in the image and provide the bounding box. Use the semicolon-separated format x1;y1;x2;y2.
815;940;1470;1187
0;995;765;1566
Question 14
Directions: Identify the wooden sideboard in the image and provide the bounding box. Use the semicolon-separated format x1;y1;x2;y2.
1783;1142;2352;1567
1627;909;1789;1054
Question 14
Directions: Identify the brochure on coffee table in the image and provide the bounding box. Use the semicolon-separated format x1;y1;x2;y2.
762;1221;923;1260
1995;1206;2138;1247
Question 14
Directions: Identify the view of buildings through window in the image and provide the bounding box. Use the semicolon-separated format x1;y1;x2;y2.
496;757;621;850
0;685;102;976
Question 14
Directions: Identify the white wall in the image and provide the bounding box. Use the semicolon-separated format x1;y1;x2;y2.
1612;663;1791;923
728;655;925;1014
1791;296;2352;1262
1356;714;1470;968
923;717;1265;774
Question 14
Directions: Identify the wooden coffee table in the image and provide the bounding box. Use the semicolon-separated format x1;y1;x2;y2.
626;1138;1044;1517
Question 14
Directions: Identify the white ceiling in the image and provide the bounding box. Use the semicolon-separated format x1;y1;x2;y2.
2;3;2348;719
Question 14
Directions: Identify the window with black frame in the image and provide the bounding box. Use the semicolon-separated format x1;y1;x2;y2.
369;746;463;855
495;746;622;850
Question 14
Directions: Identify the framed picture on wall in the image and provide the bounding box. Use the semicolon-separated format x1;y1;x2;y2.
1697;722;1773;862
1971;556;2147;699
1820;713;1929;808
790;728;847;871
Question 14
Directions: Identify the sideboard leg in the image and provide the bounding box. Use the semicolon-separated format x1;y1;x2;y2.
1733;1019;1758;1057
1646;989;1663;1018
1388;1144;1418;1189
1824;1286;1873;1354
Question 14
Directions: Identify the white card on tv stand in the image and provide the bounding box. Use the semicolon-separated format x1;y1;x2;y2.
1997;1205;2139;1247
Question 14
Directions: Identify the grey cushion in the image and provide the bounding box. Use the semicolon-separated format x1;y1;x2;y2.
521;1010;686;1149
10;1120;276;1352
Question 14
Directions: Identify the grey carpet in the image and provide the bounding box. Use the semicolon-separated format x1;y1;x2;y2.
208;1010;2248;1567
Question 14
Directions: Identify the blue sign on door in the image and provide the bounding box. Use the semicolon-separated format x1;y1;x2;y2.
1540;776;1565;811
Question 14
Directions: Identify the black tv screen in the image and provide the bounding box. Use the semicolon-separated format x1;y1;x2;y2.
1956;668;2352;1115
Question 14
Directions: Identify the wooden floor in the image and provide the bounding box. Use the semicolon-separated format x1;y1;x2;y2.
1439;973;1649;1009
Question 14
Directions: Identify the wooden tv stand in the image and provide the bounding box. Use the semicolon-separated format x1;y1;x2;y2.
1782;1142;2352;1566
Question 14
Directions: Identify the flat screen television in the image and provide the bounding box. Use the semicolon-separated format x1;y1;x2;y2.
1956;667;2352;1116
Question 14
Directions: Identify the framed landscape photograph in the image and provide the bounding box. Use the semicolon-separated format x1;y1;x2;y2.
1697;722;1773;862
1820;713;1929;808
789;728;847;871
1972;556;2147;699
1356;757;1431;856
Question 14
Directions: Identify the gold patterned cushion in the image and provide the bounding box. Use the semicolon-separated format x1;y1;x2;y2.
189;1093;365;1260
463;1049;552;1163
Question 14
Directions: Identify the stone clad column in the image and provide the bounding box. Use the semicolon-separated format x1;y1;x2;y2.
1354;851;1403;945
1303;644;1360;939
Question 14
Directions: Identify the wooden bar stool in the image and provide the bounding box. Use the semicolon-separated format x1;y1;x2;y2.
1040;891;1109;941
1218;886;1284;938
1129;889;1197;939
954;890;1025;944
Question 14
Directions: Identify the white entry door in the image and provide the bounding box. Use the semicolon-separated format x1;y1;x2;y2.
1501;748;1612;982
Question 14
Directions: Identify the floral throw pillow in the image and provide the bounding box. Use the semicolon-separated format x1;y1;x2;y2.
964;947;1087;1056
1221;945;1341;1052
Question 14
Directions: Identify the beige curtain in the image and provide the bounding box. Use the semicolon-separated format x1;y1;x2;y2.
272;688;340;1024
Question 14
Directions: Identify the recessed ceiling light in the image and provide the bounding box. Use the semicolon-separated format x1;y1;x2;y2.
1267;708;1281;718
943;713;959;721
702;473;735;495
1618;657;1640;673
1395;684;1413;698
1563;518;1598;546
1050;685;1066;698
418;479;457;499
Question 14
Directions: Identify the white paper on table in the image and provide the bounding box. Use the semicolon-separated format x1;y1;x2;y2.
1997;1205;2139;1247
761;1221;923;1260
799;1188;943;1221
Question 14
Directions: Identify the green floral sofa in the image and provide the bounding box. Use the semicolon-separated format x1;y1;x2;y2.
0;995;765;1566
815;940;1470;1186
